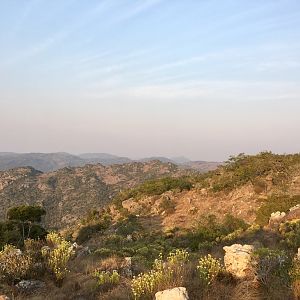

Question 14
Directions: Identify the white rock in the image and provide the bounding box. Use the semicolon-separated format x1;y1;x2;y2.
155;287;189;300
223;244;254;278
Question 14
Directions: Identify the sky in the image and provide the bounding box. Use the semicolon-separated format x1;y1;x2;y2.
0;0;300;161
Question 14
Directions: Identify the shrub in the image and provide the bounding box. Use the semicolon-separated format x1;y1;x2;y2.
0;244;33;283
131;249;189;300
116;215;142;236
211;152;298;192
76;223;104;244
279;220;300;250
42;232;74;284
255;195;300;225
253;248;291;286
94;270;120;289
0;221;22;249
197;254;224;286
183;214;249;251
93;248;116;259
290;256;300;299
167;249;189;264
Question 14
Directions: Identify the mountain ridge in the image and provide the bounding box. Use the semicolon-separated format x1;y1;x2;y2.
0;152;221;172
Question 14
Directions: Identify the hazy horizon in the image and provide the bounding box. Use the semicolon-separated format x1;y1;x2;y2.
1;1;300;161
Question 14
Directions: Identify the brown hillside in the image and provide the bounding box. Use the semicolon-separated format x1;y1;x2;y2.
0;161;191;229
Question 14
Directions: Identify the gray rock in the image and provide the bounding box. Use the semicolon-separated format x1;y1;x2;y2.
16;280;45;291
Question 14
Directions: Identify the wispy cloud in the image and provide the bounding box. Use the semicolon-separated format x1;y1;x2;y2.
111;0;165;24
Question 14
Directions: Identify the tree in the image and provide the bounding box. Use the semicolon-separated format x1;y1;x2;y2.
7;205;46;242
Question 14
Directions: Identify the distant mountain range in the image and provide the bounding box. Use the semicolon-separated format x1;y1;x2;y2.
0;152;221;172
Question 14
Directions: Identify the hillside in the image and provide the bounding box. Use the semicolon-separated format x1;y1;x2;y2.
0;161;192;229
106;152;300;232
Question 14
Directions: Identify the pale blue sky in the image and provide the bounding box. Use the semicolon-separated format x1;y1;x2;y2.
0;0;300;160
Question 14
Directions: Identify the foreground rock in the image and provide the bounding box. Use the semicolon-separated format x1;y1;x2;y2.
155;287;189;300
223;244;254;278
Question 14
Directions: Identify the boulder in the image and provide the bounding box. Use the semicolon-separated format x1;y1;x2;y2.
268;211;286;229
223;244;254;278
155;287;189;300
16;280;45;292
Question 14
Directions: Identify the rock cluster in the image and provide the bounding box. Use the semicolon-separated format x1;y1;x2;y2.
223;244;254;278
155;287;189;300
16;280;45;291
269;211;286;229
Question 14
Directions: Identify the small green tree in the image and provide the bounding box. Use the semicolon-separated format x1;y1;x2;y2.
7;205;46;243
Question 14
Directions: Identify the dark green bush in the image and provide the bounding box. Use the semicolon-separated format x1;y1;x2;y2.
115;215;142;236
255;195;300;225
76;223;105;244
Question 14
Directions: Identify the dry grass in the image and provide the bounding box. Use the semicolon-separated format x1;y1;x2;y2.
97;256;124;272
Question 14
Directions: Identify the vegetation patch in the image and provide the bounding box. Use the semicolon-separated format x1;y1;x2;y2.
255;195;300;225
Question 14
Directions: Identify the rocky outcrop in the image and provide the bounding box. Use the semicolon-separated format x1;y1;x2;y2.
155;287;189;300
268;205;300;230
223;244;254;278
269;211;286;229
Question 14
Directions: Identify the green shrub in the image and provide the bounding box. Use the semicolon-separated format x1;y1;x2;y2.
279;220;300;250
42;232;74;284
76;223;104;244
253;248;291;286
211;152;300;192
181;214;249;251
94;270;120;289
131;249;189;300
116;215;142;236
255;195;300;225
93;248;116;258
197;254;224;286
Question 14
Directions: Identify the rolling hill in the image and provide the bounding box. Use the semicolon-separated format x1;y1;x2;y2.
0;160;192;229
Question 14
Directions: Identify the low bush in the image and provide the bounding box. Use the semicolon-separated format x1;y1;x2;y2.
197;254;224;286
94;270;120;290
0;244;33;283
131;249;189;300
42;232;74;284
279;220;300;250
255;195;300;225
179;214;249;251
253;248;291;287
116;215;142;236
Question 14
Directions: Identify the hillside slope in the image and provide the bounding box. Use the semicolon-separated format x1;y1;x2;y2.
110;152;300;231
0;161;190;229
